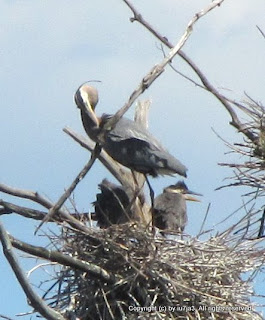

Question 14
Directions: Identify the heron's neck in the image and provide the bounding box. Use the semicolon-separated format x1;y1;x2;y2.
81;110;99;142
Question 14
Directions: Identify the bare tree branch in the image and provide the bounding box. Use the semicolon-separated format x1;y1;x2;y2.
0;200;90;222
35;144;102;233
103;0;225;136
123;0;257;144
0;200;46;220
0;183;91;234
63;126;133;188
0;183;57;210
0;314;16;320
134;99;150;129
0;221;65;320
133;100;151;188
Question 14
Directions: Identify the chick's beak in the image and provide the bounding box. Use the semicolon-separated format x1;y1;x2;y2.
184;190;202;202
184;194;201;202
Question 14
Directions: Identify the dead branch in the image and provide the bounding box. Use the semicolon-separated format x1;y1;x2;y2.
0;200;46;220
63;126;133;188
0;200;89;222
0;314;16;320
36;144;102;232
0;183;91;234
0;221;65;320
123;0;257;144
0;183;58;210
103;0;225;135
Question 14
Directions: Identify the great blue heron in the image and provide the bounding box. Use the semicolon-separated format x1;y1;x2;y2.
92;179;134;228
74;84;187;178
153;181;201;234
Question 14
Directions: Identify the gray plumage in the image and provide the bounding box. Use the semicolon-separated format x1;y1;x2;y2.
153;181;201;234
101;115;187;177
74;84;187;178
154;192;187;233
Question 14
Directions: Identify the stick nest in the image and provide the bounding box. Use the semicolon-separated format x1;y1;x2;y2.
43;222;264;320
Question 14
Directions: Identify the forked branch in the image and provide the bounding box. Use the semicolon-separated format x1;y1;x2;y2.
123;0;257;144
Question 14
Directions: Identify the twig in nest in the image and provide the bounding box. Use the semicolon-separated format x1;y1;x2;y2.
257;208;265;238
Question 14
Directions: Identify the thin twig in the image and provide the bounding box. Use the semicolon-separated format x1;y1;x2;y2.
258;208;265;238
197;203;211;238
256;25;265;40
0;315;16;320
63;126;132;188
35;144;102;233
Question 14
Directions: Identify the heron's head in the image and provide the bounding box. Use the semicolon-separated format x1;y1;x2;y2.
164;181;202;202
74;84;99;126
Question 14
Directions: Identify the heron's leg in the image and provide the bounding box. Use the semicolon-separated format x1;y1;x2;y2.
144;174;156;235
144;175;154;208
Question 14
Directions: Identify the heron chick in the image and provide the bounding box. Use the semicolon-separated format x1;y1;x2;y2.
92;179;134;228
153;181;201;234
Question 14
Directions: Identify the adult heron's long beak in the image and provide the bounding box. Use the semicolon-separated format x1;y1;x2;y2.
75;85;99;127
83;97;99;127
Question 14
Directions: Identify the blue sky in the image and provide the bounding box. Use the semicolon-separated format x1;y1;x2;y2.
0;0;265;318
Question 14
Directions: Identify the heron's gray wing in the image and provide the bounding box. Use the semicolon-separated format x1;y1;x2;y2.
105;117;187;177
109;118;165;151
